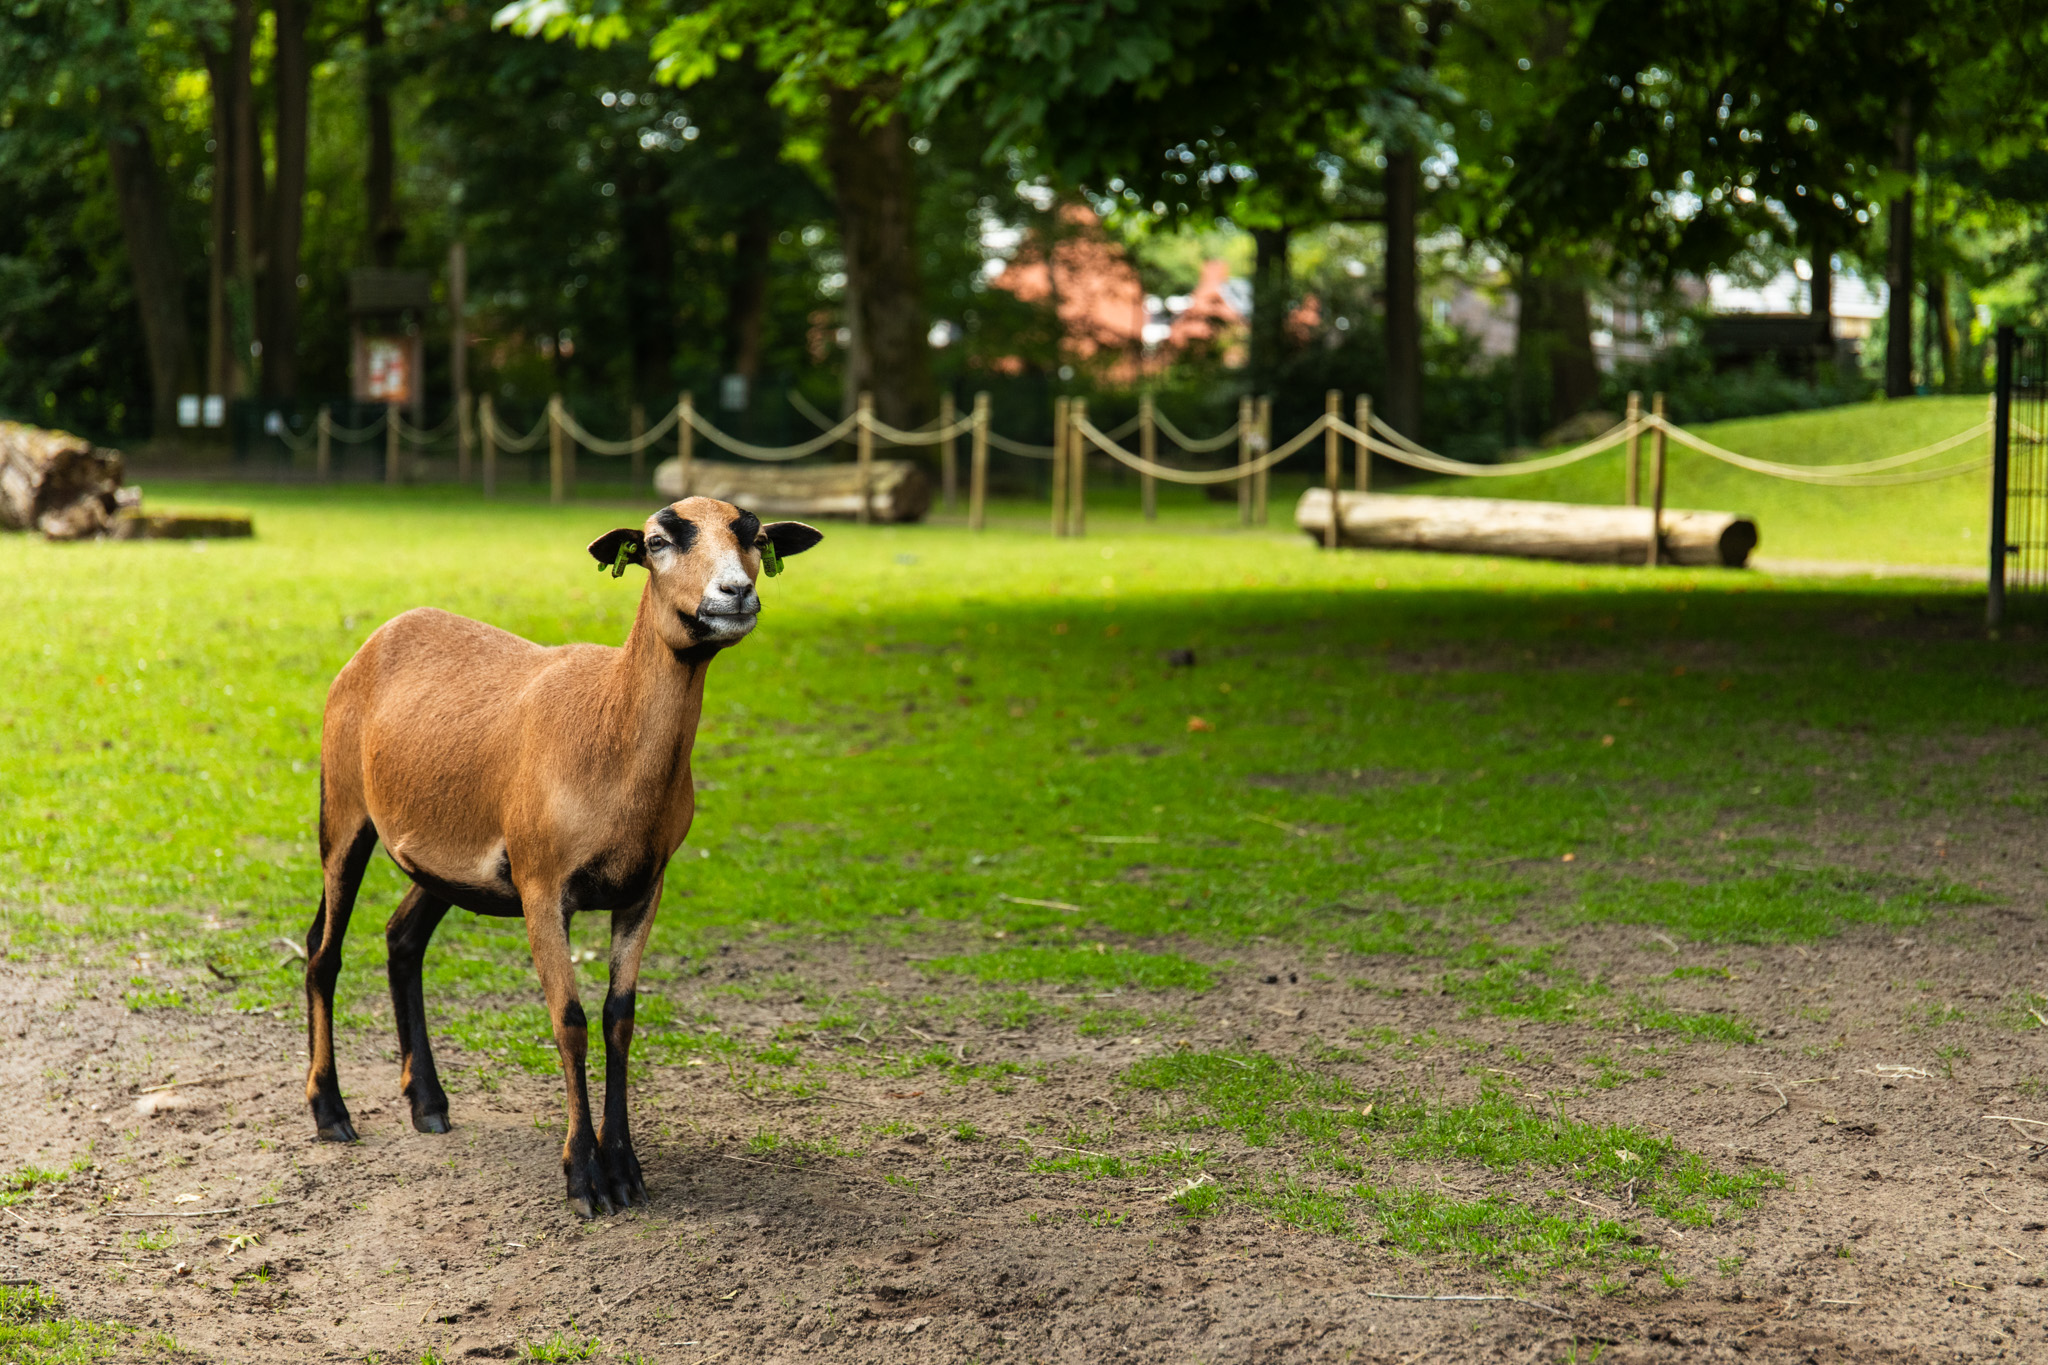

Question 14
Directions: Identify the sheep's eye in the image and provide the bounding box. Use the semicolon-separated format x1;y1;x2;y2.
755;538;769;550
645;536;669;552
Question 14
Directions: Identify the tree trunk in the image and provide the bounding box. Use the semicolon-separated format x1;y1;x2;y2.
621;160;676;401
1383;148;1422;438
1248;226;1291;400
262;0;310;399
1295;488;1757;568
1809;240;1833;352
723;202;773;383
656;456;931;523
204;44;232;399
1515;259;1598;436
229;0;261;397
1884;101;1915;398
365;0;402;267
0;421;127;538
101;116;195;437
822;84;932;429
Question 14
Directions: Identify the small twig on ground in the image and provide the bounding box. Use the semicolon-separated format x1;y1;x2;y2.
134;1071;271;1097
1649;932;1680;953
1982;1193;2015;1215
995;895;1083;913
1158;1174;1213;1203
1364;1292;1569;1319
1985;1114;2048;1128
1562;1193;1617;1216
1004;1133;1114;1158
1991;1242;2027;1264
1753;1082;1789;1127
1814;1298;1862;1307
2;1207;31;1227
0;1278;39;1287
900;1024;939;1044
1952;1279;1992;1292
105;1200;298;1219
1243;813;1310;837
274;937;307;961
2029;1009;2048;1031
204;961;241;984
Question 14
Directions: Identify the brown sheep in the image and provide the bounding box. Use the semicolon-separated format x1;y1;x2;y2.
304;496;822;1217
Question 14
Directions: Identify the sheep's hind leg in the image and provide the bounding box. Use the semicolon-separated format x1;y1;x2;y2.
386;884;454;1134
596;885;662;1209
306;817;377;1143
524;888;610;1218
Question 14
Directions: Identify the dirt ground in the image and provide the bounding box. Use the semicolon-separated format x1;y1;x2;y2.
7;871;2048;1365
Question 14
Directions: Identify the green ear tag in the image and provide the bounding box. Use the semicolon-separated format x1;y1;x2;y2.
760;541;783;577
607;541;639;578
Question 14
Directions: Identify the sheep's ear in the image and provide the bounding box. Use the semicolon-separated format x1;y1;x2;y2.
587;528;647;578
762;521;823;557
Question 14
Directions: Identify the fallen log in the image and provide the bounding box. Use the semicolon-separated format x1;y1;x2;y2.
1294;488;1758;568
0;421;126;539
109;510;254;540
652;457;930;523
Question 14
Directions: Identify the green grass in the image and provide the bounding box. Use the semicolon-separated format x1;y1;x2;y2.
1119;1048;1777;1276
0;401;2030;1274
0;1285;126;1363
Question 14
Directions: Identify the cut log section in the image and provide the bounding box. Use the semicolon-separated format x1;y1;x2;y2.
109;510;255;540
0;421;125;539
1295;489;1758;568
653;457;930;523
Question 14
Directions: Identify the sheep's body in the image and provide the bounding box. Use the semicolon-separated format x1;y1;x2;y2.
301;498;820;1218
324;607;697;921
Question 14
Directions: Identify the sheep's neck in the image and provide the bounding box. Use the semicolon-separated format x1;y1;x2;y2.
604;587;714;775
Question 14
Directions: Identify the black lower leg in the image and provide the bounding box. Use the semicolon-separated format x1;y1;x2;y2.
305;822;373;1143
598;988;645;1206
386;886;453;1134
556;999;610;1219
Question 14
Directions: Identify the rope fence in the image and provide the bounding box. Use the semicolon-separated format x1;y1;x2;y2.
298;387;1997;546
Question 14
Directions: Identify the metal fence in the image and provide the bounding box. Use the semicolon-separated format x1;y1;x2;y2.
1991;327;2048;628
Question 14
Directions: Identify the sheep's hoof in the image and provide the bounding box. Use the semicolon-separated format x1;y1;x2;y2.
315;1118;358;1143
565;1153;615;1220
412;1110;452;1135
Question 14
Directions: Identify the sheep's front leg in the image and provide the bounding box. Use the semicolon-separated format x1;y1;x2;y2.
598;884;662;1209
524;890;609;1218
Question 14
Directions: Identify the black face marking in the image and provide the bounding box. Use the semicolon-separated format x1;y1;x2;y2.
654;508;696;553
730;510;761;549
670;642;724;668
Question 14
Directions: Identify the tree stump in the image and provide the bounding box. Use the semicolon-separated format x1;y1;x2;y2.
0;421;127;539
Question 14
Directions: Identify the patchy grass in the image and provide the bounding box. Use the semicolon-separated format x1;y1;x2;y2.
0;1285;127;1363
1119;1048;1778;1272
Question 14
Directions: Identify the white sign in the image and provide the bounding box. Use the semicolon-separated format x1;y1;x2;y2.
177;395;200;428
202;395;225;428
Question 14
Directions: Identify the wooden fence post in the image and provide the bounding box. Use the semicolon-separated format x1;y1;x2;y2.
480;395;497;497
678;392;694;497
386;403;401;487
1237;395;1254;524
1355;394;1372;491
856;391;874;525
1245;397;1261;527
939;392;957;512
316;405;332;483
1624;389;1642;506
1645;392;1668;567
1139;392;1157;521
1069;397;1087;538
1324;390;1341;549
456;392;473;485
1050;395;1070;537
969;391;990;532
548;394;565;505
629;401;646;494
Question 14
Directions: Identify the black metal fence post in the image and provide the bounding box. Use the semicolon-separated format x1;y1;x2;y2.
1991;325;2014;632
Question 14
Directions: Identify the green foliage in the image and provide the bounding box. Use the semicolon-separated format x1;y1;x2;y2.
0;1284;125;1363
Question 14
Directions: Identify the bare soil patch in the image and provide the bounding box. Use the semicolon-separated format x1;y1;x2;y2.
7;909;2048;1364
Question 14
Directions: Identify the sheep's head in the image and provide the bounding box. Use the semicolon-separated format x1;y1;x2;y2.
587;497;822;650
